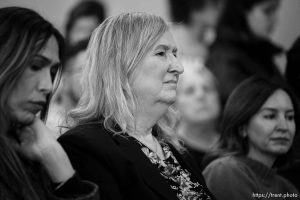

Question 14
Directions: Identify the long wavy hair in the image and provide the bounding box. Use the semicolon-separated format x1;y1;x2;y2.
67;12;182;150
0;7;64;199
215;76;299;168
65;0;106;46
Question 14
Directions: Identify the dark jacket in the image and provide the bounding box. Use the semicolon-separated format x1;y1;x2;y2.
0;157;99;200
286;36;300;99
58;122;215;200
206;29;284;105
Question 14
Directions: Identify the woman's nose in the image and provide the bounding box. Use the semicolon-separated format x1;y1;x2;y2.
38;69;53;95
169;56;184;75
277;116;289;132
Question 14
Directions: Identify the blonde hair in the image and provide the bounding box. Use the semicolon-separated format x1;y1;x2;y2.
68;12;183;150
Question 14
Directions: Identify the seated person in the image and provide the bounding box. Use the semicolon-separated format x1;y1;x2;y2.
59;12;216;200
0;7;99;200
203;76;299;200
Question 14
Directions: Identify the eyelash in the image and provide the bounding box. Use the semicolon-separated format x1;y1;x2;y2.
156;51;177;57
263;114;295;121
30;65;42;71
173;51;177;57
156;51;166;56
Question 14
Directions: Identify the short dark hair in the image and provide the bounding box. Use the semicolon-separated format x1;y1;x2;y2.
218;76;299;167
217;0;277;36
168;0;223;24
65;0;105;44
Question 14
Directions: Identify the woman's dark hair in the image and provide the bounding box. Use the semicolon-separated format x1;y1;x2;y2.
217;0;275;38
168;0;223;24
217;76;299;168
0;7;64;199
65;0;105;45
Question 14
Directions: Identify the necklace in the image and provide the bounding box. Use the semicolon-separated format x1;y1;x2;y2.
134;134;157;153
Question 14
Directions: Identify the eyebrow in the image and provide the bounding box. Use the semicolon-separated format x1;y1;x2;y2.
154;44;177;52
34;55;60;66
260;107;294;112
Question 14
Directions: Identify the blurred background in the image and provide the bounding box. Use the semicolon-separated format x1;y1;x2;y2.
0;0;299;49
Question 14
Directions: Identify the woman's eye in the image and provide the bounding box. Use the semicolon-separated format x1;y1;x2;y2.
263;114;276;119
50;65;58;75
30;64;42;71
286;114;295;121
184;87;194;95
156;51;166;56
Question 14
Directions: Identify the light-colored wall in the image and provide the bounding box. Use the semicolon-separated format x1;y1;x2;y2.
0;0;299;49
272;0;300;49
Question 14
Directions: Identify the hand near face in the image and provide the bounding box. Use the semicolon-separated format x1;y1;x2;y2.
15;117;54;160
14;117;75;183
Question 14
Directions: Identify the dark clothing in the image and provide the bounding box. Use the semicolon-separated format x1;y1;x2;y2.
0;158;99;200
278;161;300;193
203;156;299;200
132;138;212;199
58;122;216;200
185;147;206;171
286;36;300;99
206;29;284;105
283;37;300;192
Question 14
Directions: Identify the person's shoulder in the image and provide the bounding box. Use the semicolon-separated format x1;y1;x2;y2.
58;122;114;148
204;155;246;173
276;174;299;193
207;155;238;166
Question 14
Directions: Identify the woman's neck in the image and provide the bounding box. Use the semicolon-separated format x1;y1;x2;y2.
247;148;276;168
132;112;166;160
133;101;169;136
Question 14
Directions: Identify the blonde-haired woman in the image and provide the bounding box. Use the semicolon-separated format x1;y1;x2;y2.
59;12;215;200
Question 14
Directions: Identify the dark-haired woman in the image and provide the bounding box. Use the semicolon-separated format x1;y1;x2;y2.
203;77;299;200
206;0;284;105
0;7;99;200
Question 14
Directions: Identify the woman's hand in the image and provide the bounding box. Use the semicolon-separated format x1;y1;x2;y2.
15;117;75;183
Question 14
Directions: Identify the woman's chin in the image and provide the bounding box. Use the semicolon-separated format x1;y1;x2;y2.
12;111;36;126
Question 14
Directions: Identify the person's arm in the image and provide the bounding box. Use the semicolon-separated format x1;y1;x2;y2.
13;118;100;200
53;172;99;200
203;157;257;200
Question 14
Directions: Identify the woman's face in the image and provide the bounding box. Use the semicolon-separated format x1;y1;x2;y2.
131;31;183;106
7;36;60;125
246;89;295;162
247;0;280;39
190;5;221;47
69;16;99;45
177;69;220;124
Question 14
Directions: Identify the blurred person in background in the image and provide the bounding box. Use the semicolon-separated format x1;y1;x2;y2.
206;0;284;106
168;0;224;59
47;40;88;134
59;12;216;200
0;7;99;200
65;0;106;48
286;36;300;99
279;35;300;191
203;77;299;200
175;58;221;170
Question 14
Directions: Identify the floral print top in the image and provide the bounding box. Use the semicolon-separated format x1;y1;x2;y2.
132;138;212;200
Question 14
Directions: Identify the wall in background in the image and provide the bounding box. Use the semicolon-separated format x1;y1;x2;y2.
0;0;299;49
